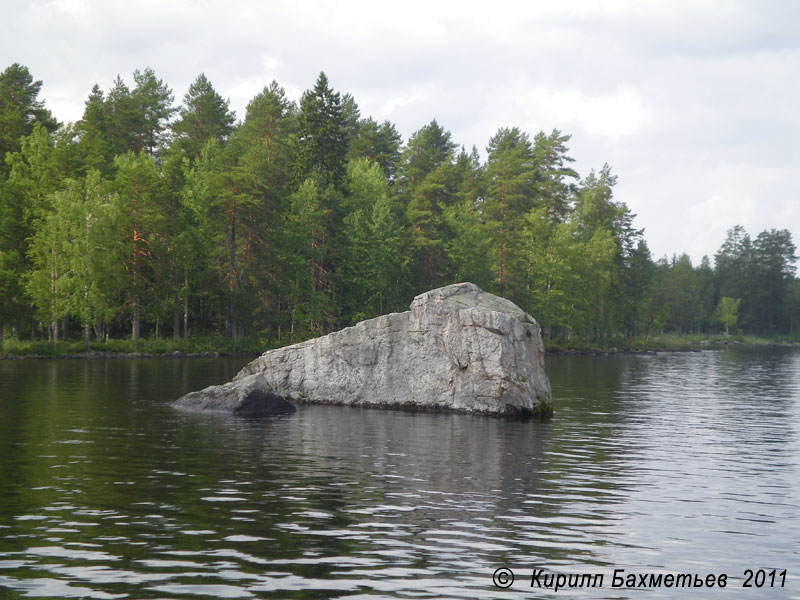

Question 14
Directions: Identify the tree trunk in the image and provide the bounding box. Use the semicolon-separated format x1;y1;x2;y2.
183;267;189;338
230;195;237;342
132;294;140;342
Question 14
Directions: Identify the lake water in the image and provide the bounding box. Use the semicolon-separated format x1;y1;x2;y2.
0;348;798;599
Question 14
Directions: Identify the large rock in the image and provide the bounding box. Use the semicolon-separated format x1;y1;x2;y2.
175;283;552;416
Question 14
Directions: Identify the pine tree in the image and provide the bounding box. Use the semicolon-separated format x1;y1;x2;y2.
532;129;578;223
397;119;456;197
232;82;298;338
484;127;535;297
348;117;402;183
113;151;167;341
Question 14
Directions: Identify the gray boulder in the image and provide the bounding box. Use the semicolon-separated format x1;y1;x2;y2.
173;373;296;417
175;283;552;416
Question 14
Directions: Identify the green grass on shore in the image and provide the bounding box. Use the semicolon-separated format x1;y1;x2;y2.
0;335;267;357
544;333;799;354
2;332;798;358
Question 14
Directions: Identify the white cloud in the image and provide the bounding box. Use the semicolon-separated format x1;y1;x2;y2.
521;87;649;138
51;0;89;21
378;87;431;119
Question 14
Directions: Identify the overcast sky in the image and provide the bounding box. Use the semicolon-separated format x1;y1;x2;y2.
4;0;799;263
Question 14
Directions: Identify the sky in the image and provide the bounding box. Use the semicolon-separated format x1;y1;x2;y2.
3;0;799;263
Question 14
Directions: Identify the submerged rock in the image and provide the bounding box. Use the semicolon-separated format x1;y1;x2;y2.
173;373;296;417
175;283;552;416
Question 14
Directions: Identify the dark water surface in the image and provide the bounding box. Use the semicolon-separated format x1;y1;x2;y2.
0;348;798;599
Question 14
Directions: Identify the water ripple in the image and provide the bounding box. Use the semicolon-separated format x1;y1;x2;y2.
0;351;797;598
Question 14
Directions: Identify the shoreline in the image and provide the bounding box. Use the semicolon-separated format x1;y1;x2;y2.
2;340;798;360
545;339;800;356
0;350;259;361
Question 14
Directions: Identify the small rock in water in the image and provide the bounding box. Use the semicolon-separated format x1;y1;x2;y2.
173;373;296;417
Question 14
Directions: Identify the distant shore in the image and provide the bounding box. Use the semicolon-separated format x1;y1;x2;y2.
0;350;259;360
545;336;799;356
2;334;797;360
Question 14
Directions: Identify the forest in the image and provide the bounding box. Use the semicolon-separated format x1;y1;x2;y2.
0;63;798;352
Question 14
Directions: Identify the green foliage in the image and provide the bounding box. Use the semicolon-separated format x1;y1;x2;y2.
341;159;408;320
348;117;402;183
0;63;58;175
295;72;348;188
113;151;167;340
398;120;461;292
2;63;799;352
23;173;123;345
7;123;63;222
398;119;455;194
172;73;235;163
131;67;178;157
715;225;797;334
77;85;114;175
714;297;741;335
444;198;494;290
105;75;138;156
285;177;333;337
532;129;578;223
484;126;536;297
521;211;617;339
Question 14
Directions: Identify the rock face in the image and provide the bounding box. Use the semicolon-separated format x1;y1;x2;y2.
175;283;552;416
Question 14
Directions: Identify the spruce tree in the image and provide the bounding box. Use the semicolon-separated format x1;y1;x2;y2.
172;73;235;163
295;72;348;189
77;84;114;175
0;63;58;174
131;67;177;157
105;75;138;156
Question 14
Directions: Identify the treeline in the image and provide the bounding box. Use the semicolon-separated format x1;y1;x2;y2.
0;63;797;350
